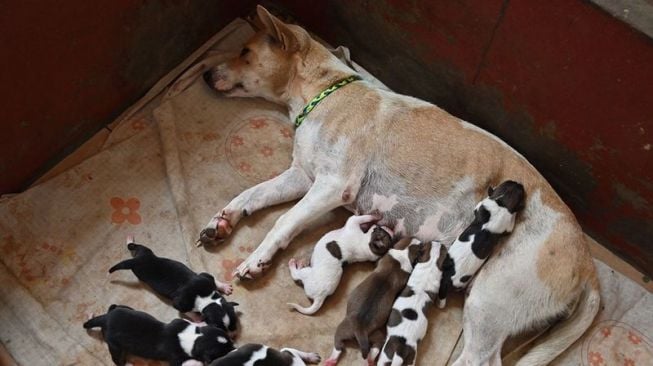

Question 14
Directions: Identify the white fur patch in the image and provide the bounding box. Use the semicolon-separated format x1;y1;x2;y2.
371;193;399;212
478;198;515;233
194;292;220;312
217;336;228;344
178;324;201;357
243;345;269;366
222;313;230;327
389;239;420;273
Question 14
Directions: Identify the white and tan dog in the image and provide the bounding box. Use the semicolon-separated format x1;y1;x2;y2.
201;6;600;365
288;214;394;315
377;240;447;366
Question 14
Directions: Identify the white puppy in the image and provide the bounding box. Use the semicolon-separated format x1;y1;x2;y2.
288;214;394;315
377;241;447;366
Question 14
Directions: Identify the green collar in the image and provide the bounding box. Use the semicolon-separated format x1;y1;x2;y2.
294;75;362;128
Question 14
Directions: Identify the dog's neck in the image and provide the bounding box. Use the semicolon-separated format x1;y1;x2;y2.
283;42;359;122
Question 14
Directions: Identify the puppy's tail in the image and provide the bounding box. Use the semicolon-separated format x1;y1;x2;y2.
108;259;135;273
83;314;107;330
516;275;600;366
287;296;325;315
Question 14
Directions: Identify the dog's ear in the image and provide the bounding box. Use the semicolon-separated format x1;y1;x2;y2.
229;302;239;307
255;5;309;53
436;243;449;271
487;185;494;197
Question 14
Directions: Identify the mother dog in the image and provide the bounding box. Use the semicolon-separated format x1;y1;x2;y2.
201;6;599;365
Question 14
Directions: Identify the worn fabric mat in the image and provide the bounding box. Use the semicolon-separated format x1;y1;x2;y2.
0;18;651;366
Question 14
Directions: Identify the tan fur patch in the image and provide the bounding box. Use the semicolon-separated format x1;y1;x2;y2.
536;218;596;301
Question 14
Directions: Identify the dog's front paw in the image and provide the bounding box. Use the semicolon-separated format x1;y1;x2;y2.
197;216;233;246
233;254;271;280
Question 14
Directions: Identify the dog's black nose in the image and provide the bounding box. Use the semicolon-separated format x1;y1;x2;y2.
203;70;213;85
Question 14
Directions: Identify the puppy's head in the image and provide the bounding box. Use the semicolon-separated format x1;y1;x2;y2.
368;225;393;256
487;180;526;213
203;6;311;102
192;325;235;364
201;293;239;336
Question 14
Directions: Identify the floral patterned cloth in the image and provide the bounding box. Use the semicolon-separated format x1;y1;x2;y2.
0;18;650;366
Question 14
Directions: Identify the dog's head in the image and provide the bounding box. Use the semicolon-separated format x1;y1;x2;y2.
200;293;239;337
487;180;526;213
191;324;235;363
368;225;394;256
203;6;312;102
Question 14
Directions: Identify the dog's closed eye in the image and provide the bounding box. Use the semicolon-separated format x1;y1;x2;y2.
240;47;250;57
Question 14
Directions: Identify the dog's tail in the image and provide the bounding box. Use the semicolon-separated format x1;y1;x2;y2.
287;296;325;315
108;259;135;273
83;314;107;330
516;276;600;366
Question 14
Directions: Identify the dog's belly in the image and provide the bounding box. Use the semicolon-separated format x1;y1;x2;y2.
353;174;481;244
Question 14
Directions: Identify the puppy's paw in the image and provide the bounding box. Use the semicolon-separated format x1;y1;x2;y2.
304;352;321;364
217;281;233;295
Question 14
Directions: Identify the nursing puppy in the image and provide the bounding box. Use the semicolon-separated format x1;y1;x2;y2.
209;344;321;366
83;304;234;366
109;236;238;335
288;214;394;315
325;238;422;366
439;180;525;308
377;241;447;366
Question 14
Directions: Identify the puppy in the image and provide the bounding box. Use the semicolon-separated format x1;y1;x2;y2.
439;180;525;307
377;241;448;366
209;343;321;366
325;238;423;366
288;214;394;315
109;236;238;335
83;304;234;366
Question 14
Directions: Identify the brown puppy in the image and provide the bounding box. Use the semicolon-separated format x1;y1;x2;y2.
325;238;422;366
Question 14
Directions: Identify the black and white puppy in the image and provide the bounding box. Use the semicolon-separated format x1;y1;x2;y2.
83;304;234;366
377;241;447;366
288;214;394;315
439;180;525;307
209;343;321;366
109;236;238;335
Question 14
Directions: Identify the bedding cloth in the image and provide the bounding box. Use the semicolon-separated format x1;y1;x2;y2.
0;18;650;366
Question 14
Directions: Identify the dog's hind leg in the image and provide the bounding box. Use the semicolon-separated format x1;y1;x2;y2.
108;341;127;366
199;166;312;245
326;319;355;366
108;259;137;273
234;176;356;279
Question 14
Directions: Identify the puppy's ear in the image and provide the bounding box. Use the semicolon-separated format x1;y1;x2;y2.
436;244;449;271
417;241;432;263
487;186;494;197
229;302;239;307
255;5;310;54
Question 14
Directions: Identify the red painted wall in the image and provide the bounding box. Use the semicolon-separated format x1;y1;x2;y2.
0;0;254;194
272;0;653;275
